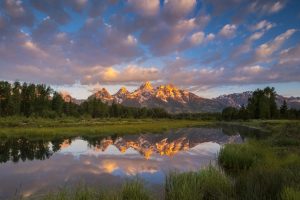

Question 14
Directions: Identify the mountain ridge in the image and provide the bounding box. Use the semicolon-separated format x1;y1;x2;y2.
66;82;300;112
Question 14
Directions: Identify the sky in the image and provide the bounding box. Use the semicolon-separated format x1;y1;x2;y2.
0;0;300;99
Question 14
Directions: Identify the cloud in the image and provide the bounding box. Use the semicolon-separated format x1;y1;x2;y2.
279;44;300;65
248;0;286;15
139;18;198;55
81;65;160;85
256;29;296;58
163;0;196;23
190;32;205;45
0;0;299;91
219;24;237;38
128;0;160;17
250;20;275;31
2;0;35;26
30;0;71;24
189;32;215;45
270;1;285;13
88;0;116;17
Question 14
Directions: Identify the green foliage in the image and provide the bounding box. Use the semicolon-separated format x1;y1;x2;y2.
0;118;211;138
247;87;278;119
165;166;233;200
218;143;264;173
235;166;284;200
222;87;300;120
0;81;170;119
221;107;239;121
121;181;152;200
42;181;152;200
281;187;300;200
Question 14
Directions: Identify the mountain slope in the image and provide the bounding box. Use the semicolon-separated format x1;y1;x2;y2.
89;82;224;113
76;82;300;112
215;92;300;109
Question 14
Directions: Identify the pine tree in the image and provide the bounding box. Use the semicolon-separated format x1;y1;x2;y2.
280;100;288;118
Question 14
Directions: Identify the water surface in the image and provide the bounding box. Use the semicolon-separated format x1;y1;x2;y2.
0;127;246;199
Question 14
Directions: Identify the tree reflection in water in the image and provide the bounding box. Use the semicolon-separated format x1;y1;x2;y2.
0;137;52;163
0;137;73;163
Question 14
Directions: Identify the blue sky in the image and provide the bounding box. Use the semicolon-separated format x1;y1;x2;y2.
0;0;299;99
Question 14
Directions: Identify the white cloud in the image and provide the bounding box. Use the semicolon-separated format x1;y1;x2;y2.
163;0;196;22
240;65;264;74
190;32;215;45
256;29;296;58
219;24;237;38
190;32;205;45
128;0;160;16
206;33;215;41
251;20;274;31
81;65;160;84
270;1;284;13
125;34;137;46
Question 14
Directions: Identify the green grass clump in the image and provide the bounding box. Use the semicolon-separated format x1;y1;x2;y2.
121;181;152;200
281;187;300;200
165;166;233;200
235;166;284;200
218;142;264;173
41;181;152;200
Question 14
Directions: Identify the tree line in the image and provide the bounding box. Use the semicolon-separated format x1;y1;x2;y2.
222;87;300;120
0;81;169;118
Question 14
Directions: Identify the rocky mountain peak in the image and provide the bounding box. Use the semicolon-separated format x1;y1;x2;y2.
116;87;129;95
91;88;113;101
139;81;153;91
113;87;130;104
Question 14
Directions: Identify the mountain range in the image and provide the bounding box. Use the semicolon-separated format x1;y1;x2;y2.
85;128;243;159
68;82;300;113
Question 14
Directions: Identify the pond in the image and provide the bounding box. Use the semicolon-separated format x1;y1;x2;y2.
0;126;256;199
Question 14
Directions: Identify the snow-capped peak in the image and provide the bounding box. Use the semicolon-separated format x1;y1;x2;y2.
139;81;153;91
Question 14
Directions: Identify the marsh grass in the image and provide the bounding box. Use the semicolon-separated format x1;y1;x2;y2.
281;187;300;200
218;142;266;173
165;166;233;200
0;118;211;138
42;181;152;200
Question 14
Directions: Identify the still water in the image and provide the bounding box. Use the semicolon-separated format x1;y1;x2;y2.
0;127;249;199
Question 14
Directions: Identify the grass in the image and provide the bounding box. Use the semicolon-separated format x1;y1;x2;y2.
218;142;265;173
0;117;212;138
41;181;152;200
217;120;300;200
165;166;233;200
281;187;300;200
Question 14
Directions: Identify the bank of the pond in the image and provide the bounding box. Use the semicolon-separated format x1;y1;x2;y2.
0;118;213;138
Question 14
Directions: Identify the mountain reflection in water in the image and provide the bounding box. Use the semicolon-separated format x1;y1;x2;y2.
0;127;245;199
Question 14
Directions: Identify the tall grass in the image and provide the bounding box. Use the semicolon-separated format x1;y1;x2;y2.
218;142;265;173
42;181;152;200
165;166;233;200
281;187;300;200
235;166;284;200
